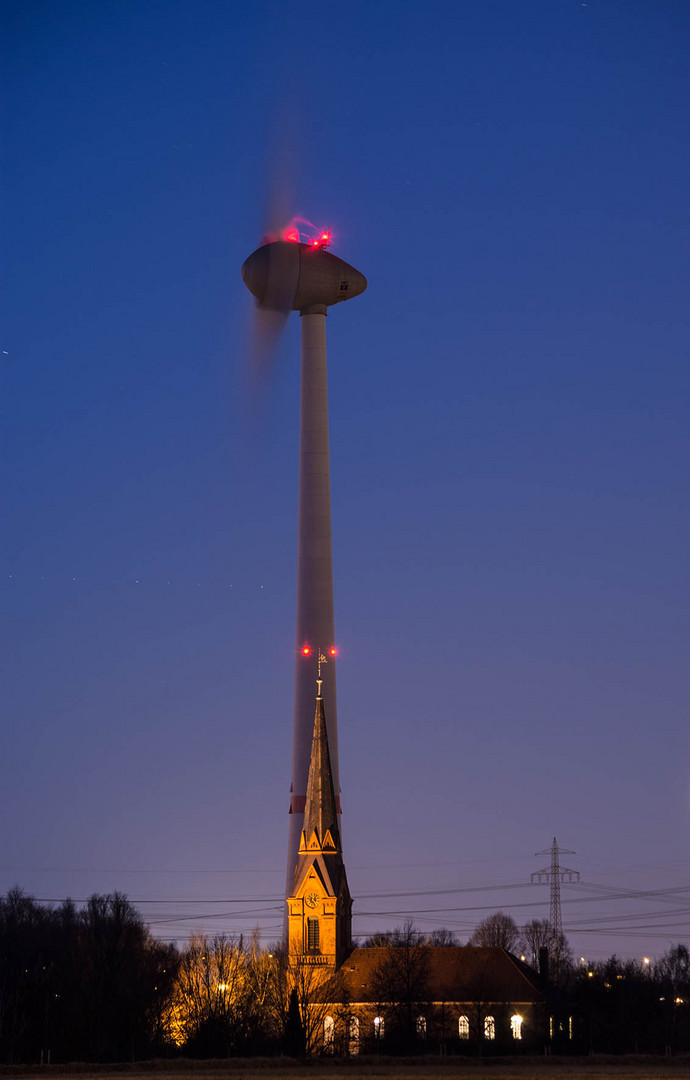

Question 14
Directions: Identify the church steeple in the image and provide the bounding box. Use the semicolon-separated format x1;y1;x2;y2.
286;671;351;968
300;695;341;857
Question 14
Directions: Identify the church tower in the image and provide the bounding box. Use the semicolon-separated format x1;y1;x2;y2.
286;669;351;969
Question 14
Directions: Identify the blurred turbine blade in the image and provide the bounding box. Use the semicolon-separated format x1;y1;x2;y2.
262;176;292;244
261;109;299;242
245;112;300;396
248;304;289;389
245;240;299;391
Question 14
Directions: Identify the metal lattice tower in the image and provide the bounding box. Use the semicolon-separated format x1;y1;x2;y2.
530;837;579;973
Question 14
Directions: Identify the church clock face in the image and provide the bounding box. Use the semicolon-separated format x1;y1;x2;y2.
305;892;320;909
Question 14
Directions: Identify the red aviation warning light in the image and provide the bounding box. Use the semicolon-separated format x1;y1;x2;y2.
329;646;337;656
301;644;312;657
270;219;331;247
307;229;332;250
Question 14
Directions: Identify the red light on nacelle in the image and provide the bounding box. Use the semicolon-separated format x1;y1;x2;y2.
301;645;311;656
329;647;337;656
305;229;332;250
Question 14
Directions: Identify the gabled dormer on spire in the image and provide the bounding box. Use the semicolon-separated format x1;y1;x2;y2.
287;691;351;968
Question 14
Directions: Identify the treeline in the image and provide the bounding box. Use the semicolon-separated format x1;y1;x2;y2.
0;888;175;1063
2;889;690;1063
0;889;324;1063
565;949;690;1055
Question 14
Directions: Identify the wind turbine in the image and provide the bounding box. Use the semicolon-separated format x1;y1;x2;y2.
242;225;367;895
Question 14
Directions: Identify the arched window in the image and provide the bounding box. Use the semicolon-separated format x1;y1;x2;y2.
373;1015;385;1039
458;1015;469;1039
484;1015;495;1040
307;918;319;951
416;1015;427;1039
348;1016;360;1055
323;1015;334;1051
510;1014;523;1040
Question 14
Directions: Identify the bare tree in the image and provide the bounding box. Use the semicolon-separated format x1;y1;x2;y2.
460;959;500;1056
657;944;690;1055
468;912;520;951
361;931;395;946
370;922;431;1052
425;927;457;946
261;947;347;1055
363;924;456;948
243;932;277;1024
520;919;552;967
520;920;573;979
163;933;258;1054
293;961;347;1055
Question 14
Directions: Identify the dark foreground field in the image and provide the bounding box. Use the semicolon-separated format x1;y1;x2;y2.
3;1057;690;1080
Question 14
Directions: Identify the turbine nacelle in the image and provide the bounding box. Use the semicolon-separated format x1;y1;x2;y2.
242;240;367;314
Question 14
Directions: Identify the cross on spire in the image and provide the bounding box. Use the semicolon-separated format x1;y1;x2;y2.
316;650;329;698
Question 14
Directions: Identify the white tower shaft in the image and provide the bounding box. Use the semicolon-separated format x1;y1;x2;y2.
287;305;341;890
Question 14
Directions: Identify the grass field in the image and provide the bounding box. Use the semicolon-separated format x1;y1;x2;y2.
3;1057;690;1080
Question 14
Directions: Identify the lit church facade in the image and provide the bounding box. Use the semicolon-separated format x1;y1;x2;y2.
285;689;560;1055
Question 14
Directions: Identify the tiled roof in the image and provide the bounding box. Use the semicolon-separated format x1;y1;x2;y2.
339;946;544;1004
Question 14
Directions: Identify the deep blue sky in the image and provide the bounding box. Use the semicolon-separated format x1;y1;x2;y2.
3;0;689;961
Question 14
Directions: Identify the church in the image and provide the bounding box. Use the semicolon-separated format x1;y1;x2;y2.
284;684;560;1055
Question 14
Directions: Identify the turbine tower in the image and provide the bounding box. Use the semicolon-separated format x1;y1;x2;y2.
241;230;367;898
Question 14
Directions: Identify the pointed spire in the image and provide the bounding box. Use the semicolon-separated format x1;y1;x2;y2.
286;685;352;965
302;695;341;852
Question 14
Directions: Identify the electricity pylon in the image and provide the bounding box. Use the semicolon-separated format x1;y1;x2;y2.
530;837;579;976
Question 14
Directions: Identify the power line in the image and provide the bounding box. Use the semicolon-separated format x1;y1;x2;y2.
358;882;532;899
146;906;282;925
29;895;282;904
0;855;538;875
24;879;690;908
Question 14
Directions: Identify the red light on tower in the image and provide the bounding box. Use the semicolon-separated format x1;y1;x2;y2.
283;226;300;243
329;646;337;656
305;229;332;250
301;644;312;657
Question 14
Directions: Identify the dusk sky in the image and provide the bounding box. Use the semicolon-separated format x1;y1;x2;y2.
3;0;689;962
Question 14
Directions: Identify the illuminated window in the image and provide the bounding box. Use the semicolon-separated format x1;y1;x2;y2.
416;1016;426;1039
510;1014;523;1040
307;918;319;951
348;1016;359;1055
568;1016;573;1040
484;1015;495;1040
373;1016;385;1039
549;1016;554;1038
458;1015;469;1039
323;1015;334;1051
